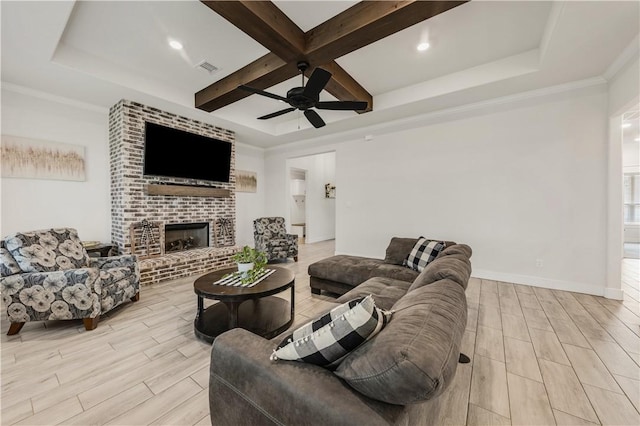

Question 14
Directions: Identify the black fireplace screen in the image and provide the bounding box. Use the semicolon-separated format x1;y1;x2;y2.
164;222;209;252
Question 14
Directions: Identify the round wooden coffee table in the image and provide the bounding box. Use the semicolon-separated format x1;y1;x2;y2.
193;266;295;343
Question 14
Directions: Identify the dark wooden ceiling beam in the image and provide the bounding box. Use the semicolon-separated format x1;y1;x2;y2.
201;1;305;62
195;53;296;113
195;1;468;114
304;1;468;63
198;0;373;113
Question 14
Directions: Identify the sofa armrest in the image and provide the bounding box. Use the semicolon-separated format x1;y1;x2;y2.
210;328;401;426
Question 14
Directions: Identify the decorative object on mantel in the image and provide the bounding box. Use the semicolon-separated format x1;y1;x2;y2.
325;183;336;199
1;134;86;181
129;220;162;259
236;170;257;193
214;217;235;247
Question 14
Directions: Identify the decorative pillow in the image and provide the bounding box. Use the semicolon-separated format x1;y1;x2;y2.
270;295;391;367
404;237;445;272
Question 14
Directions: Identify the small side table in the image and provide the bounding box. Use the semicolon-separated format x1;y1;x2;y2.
85;243;113;257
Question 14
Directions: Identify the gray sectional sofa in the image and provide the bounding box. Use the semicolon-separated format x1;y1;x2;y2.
309;237;455;295
208;242;472;425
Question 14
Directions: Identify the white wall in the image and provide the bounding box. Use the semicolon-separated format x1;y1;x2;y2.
234;143;265;247
287;152;336;243
261;87;608;296
1;88;111;241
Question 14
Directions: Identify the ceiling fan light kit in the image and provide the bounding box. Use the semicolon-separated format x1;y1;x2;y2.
238;61;368;129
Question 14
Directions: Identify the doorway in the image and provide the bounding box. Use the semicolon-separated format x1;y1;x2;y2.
289;168;307;244
622;107;640;259
286;152;336;244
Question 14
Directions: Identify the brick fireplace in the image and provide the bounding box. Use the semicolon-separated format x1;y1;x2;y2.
108;100;238;285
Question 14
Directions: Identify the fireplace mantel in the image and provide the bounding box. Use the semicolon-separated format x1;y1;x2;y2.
146;184;231;198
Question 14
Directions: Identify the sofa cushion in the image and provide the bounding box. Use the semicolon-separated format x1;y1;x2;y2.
336;277;411;310
5;228;91;273
409;256;472;292
439;243;472;259
308;255;384;287
405;238;445;272
335;280;467;405
271;295;390;367
371;263;420;283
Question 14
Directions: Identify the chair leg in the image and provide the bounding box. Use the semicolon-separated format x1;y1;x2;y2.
131;293;140;302
7;322;25;335
83;316;100;331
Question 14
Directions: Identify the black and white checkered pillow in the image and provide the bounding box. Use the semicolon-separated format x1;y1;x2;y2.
405;237;445;272
270;295;390;367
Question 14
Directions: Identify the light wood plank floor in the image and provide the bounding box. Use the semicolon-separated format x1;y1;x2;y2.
1;242;639;425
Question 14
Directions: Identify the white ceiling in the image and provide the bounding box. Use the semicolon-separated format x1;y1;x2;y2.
1;1;639;148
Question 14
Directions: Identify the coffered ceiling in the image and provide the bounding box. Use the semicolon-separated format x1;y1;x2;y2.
1;1;638;148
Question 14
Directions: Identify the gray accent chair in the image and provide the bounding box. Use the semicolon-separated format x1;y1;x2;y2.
253;217;298;262
0;228;140;335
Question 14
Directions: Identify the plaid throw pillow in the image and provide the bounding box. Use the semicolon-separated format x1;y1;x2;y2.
270;295;391;367
405;237;445;272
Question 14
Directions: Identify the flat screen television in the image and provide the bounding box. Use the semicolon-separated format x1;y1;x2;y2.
143;121;232;183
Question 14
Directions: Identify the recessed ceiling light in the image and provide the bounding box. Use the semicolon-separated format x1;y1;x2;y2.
417;42;430;52
169;40;183;50
635;137;640;142
622;122;632;128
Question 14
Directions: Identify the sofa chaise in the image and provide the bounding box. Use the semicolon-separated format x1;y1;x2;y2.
309;237;456;295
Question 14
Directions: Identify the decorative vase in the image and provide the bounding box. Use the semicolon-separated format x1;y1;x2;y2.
237;262;254;278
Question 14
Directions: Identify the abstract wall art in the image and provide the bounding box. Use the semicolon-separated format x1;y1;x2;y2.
1;135;86;181
236;170;257;193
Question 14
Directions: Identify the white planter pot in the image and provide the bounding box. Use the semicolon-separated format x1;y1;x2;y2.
237;262;254;278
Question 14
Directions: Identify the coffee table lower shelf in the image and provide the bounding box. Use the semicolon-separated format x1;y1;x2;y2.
194;297;293;343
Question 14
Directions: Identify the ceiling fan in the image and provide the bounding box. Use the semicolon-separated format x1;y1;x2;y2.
238;61;368;128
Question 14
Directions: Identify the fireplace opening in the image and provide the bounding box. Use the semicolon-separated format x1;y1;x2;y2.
165;222;209;253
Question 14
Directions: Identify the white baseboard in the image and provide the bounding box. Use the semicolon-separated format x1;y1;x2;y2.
306;235;335;244
471;269;612;298
604;287;625;300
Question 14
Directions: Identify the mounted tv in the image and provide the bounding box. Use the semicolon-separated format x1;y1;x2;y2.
143;122;232;183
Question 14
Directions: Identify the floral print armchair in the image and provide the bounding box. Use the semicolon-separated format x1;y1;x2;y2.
0;228;140;335
253;217;298;262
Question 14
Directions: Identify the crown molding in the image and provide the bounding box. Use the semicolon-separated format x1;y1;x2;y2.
603;34;640;82
266;76;607;155
1;81;109;114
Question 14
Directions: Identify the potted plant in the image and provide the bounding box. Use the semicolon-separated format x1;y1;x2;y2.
232;246;267;278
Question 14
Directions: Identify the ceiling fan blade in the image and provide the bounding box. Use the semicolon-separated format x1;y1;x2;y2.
238;85;288;102
257;108;296;120
302;68;332;98
315;101;368;111
304;109;326;128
